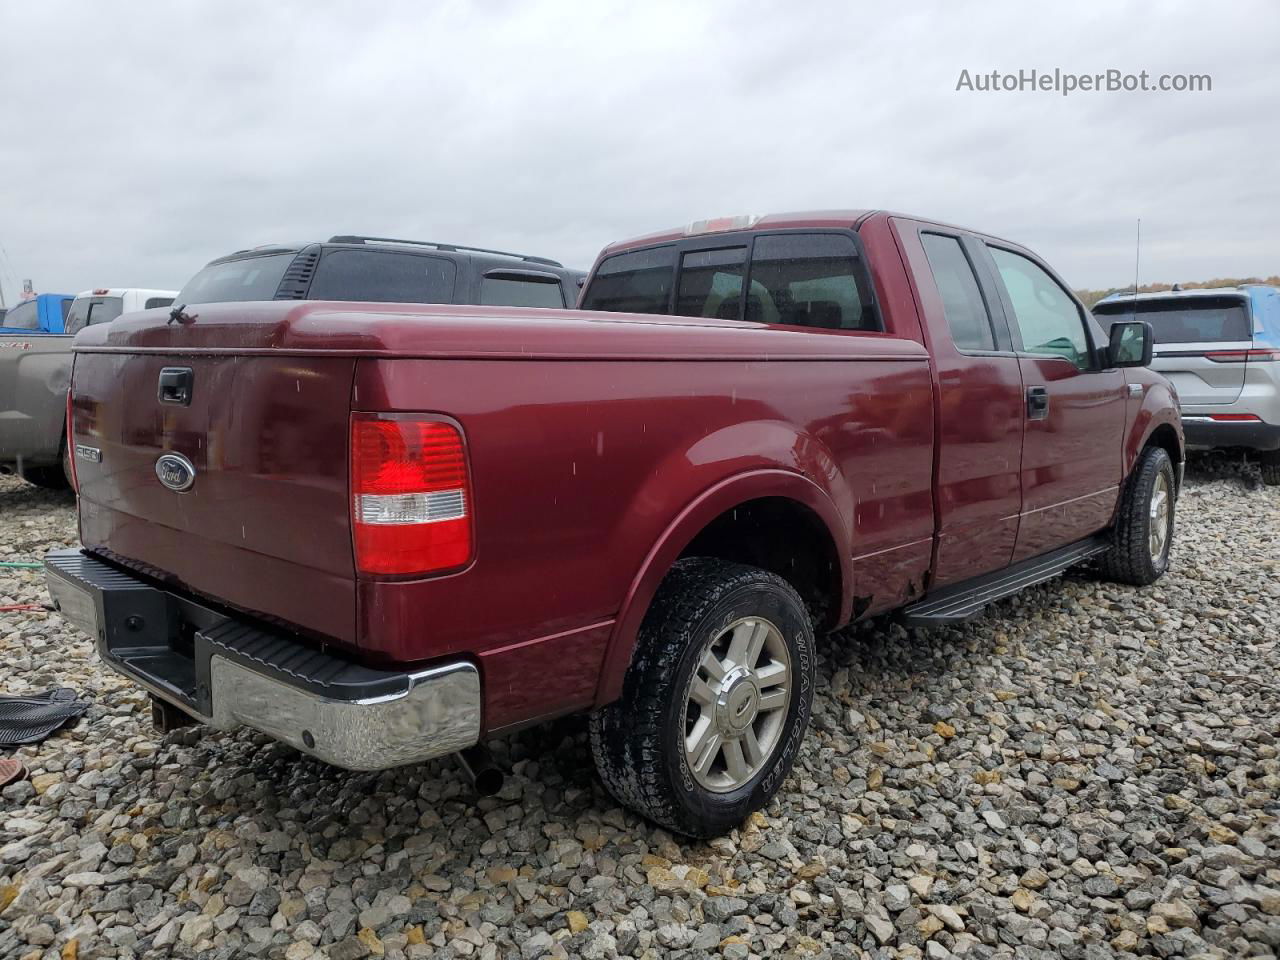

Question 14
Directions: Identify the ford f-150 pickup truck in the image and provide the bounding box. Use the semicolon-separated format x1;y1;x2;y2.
46;211;1182;837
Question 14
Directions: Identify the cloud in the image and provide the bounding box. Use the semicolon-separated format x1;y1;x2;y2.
0;0;1276;302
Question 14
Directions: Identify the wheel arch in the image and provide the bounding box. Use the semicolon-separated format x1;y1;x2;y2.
593;470;851;707
1144;422;1183;490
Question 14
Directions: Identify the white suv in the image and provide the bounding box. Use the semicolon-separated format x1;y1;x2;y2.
1095;285;1280;484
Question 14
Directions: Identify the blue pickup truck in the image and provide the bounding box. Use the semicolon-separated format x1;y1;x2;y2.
0;293;74;334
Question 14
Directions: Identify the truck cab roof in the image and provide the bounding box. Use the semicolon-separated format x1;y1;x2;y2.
601;210;876;257
72;287;181;299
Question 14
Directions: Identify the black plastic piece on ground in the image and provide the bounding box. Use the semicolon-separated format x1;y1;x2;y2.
0;688;90;745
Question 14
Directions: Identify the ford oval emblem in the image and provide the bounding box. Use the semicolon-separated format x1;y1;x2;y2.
155;453;196;492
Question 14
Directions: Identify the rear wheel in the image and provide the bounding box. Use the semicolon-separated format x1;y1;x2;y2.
1095;446;1176;586
589;558;815;838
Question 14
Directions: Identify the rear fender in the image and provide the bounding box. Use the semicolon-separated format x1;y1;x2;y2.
593;466;851;707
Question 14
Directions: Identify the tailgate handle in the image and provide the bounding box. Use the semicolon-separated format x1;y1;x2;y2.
158;367;193;406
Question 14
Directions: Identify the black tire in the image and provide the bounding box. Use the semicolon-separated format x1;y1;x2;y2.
1095;445;1176;586
1259;452;1280;487
589;558;815;838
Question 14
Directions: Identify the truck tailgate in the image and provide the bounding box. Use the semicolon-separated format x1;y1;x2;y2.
72;343;358;647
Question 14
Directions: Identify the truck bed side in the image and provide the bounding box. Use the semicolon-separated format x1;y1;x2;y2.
0;334;72;469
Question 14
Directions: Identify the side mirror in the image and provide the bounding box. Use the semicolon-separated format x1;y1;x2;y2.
1106;320;1154;368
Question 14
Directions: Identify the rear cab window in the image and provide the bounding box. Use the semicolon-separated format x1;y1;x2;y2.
1093;295;1251;343
176;252;297;305
676;247;747;319
85;298;124;327
2;300;38;330
480;275;565;308
582;231;882;332
745;233;878;330
579;246;676;314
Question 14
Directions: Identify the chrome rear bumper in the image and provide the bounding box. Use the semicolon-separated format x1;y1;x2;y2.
45;549;480;771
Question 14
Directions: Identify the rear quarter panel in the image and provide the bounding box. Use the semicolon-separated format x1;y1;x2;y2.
354;347;934;731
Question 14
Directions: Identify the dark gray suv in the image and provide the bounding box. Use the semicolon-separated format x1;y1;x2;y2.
175;235;586;312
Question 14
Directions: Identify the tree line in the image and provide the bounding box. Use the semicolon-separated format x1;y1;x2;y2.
1076;276;1280;308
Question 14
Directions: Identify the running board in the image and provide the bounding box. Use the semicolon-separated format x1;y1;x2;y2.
899;536;1110;628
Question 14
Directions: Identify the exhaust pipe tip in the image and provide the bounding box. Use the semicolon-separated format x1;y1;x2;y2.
456;745;504;797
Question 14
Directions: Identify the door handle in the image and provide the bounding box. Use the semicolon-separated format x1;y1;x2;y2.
1026;386;1049;420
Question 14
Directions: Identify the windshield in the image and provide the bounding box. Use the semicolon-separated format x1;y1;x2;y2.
65;297;90;334
1095;296;1251;343
176;252;296;305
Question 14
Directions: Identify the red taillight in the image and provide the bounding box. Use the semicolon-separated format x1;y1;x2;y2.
1205;348;1280;362
350;414;473;576
1208;413;1262;422
65;390;78;494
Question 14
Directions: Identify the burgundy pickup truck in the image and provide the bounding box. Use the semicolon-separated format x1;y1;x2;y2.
47;211;1181;837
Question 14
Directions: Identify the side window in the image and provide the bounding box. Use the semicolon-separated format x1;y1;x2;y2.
989;247;1091;369
479;276;565;308
145;297;175;310
85;298;125;326
921;233;996;351
746;234;879;331
675;247;746;319
60;298;72;324
579;246;675;314
308;250;457;304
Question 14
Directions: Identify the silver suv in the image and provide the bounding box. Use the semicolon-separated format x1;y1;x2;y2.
1095;285;1280;484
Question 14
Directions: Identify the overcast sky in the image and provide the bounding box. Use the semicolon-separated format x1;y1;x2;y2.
1;1;1276;304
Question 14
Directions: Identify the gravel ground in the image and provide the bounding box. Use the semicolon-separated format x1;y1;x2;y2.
1;461;1278;960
